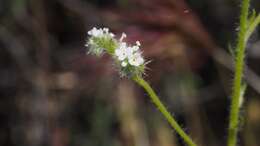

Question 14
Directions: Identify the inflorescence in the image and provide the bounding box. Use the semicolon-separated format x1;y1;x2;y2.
85;27;147;77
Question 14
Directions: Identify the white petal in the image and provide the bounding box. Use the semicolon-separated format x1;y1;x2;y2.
109;33;115;37
119;42;127;49
103;28;109;33
126;47;134;57
129;58;136;66
132;46;139;51
121;61;127;67
118;55;124;61
137;57;144;65
115;49;122;56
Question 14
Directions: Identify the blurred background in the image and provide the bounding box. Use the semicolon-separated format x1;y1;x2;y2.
0;0;260;146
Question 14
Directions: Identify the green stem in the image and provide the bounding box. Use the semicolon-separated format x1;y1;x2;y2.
227;0;250;146
132;76;197;146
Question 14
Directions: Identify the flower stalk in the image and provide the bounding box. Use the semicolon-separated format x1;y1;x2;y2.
132;76;197;146
227;0;260;145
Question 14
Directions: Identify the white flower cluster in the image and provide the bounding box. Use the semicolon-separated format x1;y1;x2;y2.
85;27;115;56
115;34;144;67
87;27;114;38
86;27;146;77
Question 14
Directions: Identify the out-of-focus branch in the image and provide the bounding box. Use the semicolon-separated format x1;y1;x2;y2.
0;25;34;83
212;48;260;94
56;0;101;26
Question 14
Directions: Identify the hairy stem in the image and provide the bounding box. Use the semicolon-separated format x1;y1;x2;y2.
227;0;250;146
132;76;197;146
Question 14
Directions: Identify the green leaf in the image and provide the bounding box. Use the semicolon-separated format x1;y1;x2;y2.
228;43;235;58
245;13;260;42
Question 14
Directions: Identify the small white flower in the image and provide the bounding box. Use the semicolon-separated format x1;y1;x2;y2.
102;28;115;37
115;43;137;61
130;41;141;52
115;49;127;60
115;42;128;60
129;52;144;66
115;41;144;67
87;27;115;38
88;27;103;37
